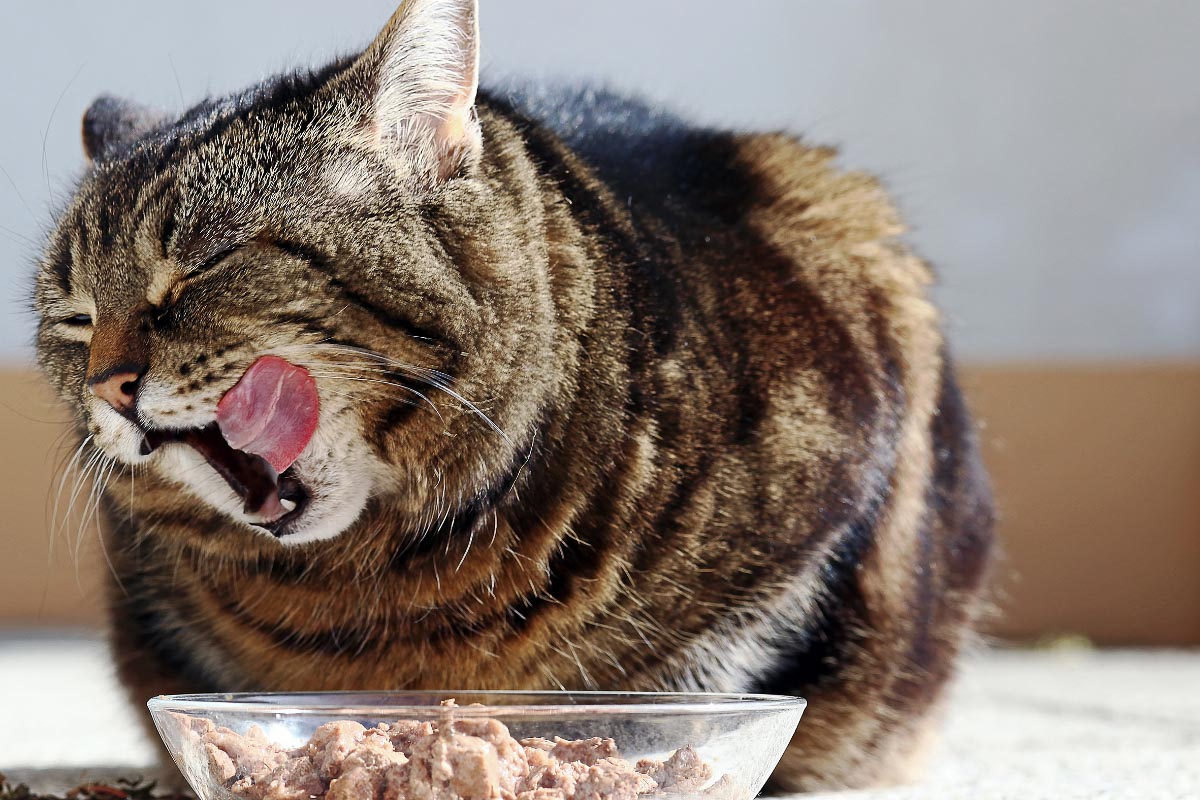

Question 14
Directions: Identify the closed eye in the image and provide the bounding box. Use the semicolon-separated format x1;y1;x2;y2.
61;313;92;326
188;243;244;279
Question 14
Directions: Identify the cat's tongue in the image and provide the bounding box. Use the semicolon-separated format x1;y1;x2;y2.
217;356;319;474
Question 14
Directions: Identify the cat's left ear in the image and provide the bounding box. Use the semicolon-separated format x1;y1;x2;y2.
354;0;481;186
81;95;168;161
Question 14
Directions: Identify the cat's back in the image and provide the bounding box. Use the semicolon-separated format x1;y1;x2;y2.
494;83;935;384
491;85;831;235
490;84;922;299
492;83;941;476
487;84;700;209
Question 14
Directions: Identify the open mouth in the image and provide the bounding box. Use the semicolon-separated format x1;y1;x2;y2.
142;424;309;533
142;355;320;536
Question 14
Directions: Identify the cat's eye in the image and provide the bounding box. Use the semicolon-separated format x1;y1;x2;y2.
61;313;92;326
190;244;242;278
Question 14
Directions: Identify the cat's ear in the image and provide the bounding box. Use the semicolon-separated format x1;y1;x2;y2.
353;0;481;185
81;95;168;161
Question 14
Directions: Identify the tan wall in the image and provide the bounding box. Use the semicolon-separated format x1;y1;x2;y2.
963;364;1200;645
2;366;1198;643
1;371;106;627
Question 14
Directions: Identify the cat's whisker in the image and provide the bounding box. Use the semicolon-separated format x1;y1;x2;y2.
312;344;457;383
50;434;93;563
303;343;462;391
306;373;444;423
312;346;508;443
316;366;503;417
275;374;368;404
453;518;476;573
87;457;128;595
65;448;109;589
129;459;138;531
61;446;105;544
299;368;429;408
273;345;477;427
41;61;87;205
78;453;115;557
0;161;39;225
0;222;41;249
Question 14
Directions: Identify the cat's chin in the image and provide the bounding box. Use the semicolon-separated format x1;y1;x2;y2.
265;465;374;546
148;433;377;546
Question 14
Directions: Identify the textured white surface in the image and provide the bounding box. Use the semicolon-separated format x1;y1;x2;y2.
1;636;1198;798
0;633;158;768
808;649;1200;800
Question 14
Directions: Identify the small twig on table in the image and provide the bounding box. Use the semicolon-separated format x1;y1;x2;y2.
0;775;191;800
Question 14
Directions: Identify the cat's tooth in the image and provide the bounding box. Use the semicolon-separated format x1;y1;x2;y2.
245;496;295;523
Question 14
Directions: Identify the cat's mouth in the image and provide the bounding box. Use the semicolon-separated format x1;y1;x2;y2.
142;424;309;534
141;354;321;536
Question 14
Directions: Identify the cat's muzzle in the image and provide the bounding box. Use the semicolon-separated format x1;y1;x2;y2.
142;423;310;536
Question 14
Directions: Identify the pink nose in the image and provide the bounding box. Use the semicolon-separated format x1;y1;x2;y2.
88;371;141;413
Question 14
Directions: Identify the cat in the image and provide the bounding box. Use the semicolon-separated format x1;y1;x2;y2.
33;0;993;792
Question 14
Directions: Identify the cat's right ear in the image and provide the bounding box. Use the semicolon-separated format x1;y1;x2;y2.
81;95;167;162
346;0;482;188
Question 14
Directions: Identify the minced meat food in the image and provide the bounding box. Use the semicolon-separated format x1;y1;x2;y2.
175;702;747;800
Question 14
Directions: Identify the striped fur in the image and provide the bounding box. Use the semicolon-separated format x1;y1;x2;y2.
33;1;993;792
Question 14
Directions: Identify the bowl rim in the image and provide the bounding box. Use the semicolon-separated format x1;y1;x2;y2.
148;690;806;717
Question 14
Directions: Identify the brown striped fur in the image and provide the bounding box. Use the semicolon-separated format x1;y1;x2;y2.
33;1;993;792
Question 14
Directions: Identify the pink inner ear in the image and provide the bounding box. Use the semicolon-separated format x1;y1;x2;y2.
217;355;320;474
360;0;481;184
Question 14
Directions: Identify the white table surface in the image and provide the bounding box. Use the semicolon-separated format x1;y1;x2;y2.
2;633;1197;799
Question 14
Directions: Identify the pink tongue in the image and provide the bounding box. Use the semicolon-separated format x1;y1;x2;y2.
217;355;320;474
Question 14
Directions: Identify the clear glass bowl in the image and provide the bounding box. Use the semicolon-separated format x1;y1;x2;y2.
149;690;805;800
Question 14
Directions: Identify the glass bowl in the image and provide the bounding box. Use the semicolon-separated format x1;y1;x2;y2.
148;690;805;800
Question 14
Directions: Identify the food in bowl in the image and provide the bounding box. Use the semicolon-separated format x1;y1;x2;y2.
150;691;806;800
176;701;746;800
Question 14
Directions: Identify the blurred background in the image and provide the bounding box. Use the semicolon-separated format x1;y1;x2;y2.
1;0;1197;766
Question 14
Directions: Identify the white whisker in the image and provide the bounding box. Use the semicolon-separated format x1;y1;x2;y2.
50;435;93;562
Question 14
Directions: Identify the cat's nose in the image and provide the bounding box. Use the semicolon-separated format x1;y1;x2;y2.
88;369;143;414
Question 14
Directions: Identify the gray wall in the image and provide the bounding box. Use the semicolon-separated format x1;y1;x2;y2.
2;0;1197;363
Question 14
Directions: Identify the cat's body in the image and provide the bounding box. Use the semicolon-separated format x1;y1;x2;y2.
34;1;993;792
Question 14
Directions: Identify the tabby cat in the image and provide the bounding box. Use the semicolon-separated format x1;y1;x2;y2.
33;0;993;791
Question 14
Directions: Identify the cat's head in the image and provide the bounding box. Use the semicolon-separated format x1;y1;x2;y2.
34;0;559;545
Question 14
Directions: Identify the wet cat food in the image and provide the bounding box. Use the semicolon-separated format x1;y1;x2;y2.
176;705;746;800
